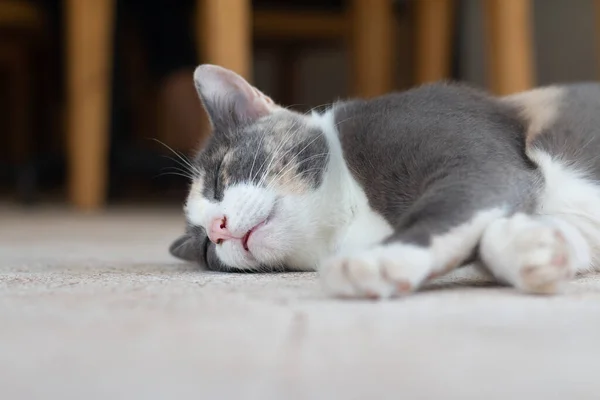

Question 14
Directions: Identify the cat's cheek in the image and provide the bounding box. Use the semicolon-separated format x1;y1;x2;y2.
247;227;268;249
247;224;287;264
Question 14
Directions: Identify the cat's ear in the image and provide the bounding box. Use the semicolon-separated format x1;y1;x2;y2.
169;233;199;262
193;64;281;131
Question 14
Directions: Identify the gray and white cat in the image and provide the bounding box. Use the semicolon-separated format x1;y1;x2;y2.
170;64;600;299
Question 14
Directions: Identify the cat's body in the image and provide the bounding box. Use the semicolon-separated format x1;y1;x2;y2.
170;64;600;298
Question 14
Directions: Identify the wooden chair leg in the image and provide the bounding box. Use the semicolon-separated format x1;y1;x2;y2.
65;0;115;211
484;0;534;95
196;0;252;79
414;0;455;85
349;0;394;98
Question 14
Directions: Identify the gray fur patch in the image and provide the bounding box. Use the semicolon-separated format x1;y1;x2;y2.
333;82;542;245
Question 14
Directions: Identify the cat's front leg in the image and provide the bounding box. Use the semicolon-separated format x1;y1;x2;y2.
321;207;505;299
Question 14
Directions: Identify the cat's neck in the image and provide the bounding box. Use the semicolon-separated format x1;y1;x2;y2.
300;108;392;267
312;107;364;220
282;109;393;270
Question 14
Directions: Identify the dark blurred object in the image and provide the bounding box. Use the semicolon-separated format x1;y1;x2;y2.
0;0;537;212
0;0;55;205
108;0;200;203
254;0;344;11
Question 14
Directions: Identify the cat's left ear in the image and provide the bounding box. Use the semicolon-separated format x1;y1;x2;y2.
193;64;282;131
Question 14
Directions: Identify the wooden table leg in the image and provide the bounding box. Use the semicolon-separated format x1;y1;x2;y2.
196;0;252;79
414;0;455;85
65;0;115;211
484;0;534;95
349;0;394;98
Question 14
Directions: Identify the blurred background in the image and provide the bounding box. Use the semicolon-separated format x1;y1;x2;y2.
0;0;598;212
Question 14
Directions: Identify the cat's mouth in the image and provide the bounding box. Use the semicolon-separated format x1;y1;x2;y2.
242;201;278;253
242;221;265;252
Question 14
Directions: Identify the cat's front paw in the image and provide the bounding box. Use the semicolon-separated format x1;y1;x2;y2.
321;244;434;299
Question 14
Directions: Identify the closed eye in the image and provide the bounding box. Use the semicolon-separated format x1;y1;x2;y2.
213;159;225;200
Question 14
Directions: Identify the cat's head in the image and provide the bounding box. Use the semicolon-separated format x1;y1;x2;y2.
169;65;334;271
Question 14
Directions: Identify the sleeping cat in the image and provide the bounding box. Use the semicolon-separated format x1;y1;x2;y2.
170;64;600;299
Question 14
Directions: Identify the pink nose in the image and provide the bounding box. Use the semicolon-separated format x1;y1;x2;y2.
207;216;235;244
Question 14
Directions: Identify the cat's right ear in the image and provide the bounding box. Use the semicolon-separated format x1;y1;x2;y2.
193;64;281;132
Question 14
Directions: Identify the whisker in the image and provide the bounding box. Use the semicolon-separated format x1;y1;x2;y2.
254;119;289;185
257;118;302;186
160;167;195;179
283;166;329;184
154;172;195;180
264;135;324;190
264;132;322;184
161;165;192;173
160;155;197;177
265;153;329;191
333;115;358;128
283;103;305;110
304;102;332;116
152;138;200;176
249;127;269;182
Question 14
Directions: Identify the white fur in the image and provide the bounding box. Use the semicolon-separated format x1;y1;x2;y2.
308;110;394;256
528;149;600;272
185;177;207;227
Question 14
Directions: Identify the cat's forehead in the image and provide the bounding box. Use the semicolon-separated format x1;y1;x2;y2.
199;112;318;162
242;112;314;145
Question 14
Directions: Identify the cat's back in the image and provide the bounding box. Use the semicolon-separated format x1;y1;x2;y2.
334;82;517;140
506;82;600;177
332;82;529;177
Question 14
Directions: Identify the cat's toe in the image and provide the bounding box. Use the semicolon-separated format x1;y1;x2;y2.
321;244;434;299
516;228;575;293
321;255;393;299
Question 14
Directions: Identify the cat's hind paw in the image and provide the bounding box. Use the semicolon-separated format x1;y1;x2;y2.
321;244;434;299
480;214;590;294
